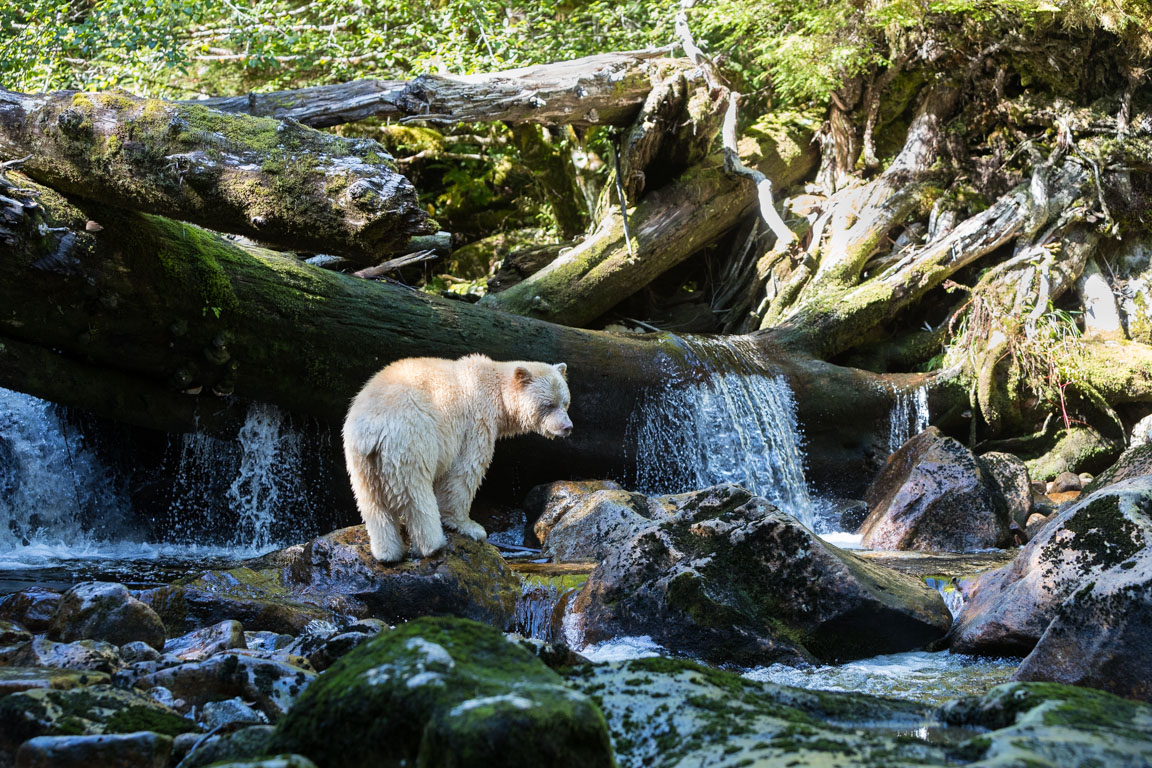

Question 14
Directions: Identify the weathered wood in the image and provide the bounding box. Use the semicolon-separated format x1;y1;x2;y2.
0;89;429;263
479;161;756;326
195;50;684;128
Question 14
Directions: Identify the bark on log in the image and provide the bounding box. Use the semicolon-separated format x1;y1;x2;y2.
195;50;684;128
0;89;429;263
478;160;755;326
0;173;936;496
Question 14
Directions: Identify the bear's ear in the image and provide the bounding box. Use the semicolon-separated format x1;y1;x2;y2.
554;362;567;379
513;366;533;387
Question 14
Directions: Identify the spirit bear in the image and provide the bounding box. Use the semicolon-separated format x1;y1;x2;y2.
343;354;573;562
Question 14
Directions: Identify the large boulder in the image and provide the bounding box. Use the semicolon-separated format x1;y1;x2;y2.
570;484;952;666
10;638;122;674
269;616;614;768
48;583;166;650
526;479;624;545
140;527;521;635
978;451;1034;527
535;487;670;561
860;427;1012;552
950;476;1152;681
163;620;247;662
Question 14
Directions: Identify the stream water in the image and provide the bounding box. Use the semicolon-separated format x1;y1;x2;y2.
0;377;1017;702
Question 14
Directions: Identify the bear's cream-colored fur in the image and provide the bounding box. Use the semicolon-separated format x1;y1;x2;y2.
343;354;572;562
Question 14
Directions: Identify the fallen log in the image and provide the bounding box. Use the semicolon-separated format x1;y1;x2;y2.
195;50;684;128
0;89;430;263
0;173;938;495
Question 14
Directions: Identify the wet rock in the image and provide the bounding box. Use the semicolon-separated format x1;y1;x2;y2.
136;653;315;721
940;681;1152;764
269;616;613;768
146;686;182;710
11;637;122;673
1083;443;1152;494
0;618;33;663
0;588;62;632
245;632;294;653
119;641;161;664
284;619;389;672
1047;470;1083;493
537;487;670;561
571;484;952;666
15;731;173;768
200;698;270;729
526;479;624;545
860;427;1012;552
142;527;520;635
1133;413;1152;445
164;620;247;662
0;683;199;751
174;725;274;768
950;475;1152;663
565;656;942;767
0;667;110;696
978;451;1034;527
49;582;166;650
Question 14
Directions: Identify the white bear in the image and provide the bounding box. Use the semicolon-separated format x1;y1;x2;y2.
343;354;572;562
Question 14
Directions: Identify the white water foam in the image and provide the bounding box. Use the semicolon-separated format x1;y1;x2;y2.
743;650;1016;706
580;636;667;663
0;387;129;552
887;384;930;454
627;341;814;528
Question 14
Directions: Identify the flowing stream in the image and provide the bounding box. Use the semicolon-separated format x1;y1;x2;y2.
887;383;930;454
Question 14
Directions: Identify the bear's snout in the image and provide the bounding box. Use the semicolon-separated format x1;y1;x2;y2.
558;424;573;438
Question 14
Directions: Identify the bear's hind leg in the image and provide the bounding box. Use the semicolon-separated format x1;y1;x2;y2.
434;467;488;542
364;512;405;563
404;482;449;558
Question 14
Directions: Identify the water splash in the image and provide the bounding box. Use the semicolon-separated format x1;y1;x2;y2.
627;338;814;528
887;384;930;455
0;387;129;550
166;402;315;550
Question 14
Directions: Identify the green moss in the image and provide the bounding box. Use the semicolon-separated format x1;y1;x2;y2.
1040;493;1143;572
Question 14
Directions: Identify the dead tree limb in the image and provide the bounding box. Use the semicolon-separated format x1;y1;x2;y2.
195;50;683;128
0;89;430;263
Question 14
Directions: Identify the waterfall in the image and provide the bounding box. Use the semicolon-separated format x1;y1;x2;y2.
887;384;929;455
0;387;129;550
626;338;814;528
165;402;315;550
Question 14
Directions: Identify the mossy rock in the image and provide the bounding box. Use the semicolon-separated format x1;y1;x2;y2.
269;616;613;768
940;682;1152;765
1083;443;1152;495
0;683;199;751
1025;426;1122;482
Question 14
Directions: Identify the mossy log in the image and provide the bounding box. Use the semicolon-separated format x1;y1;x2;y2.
196;50;685;128
478;159;755;326
0;173;934;494
0;89;429;263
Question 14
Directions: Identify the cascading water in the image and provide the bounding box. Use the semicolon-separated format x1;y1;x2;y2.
0;387;130;553
887;384;930;454
626;337;814;528
164;402;319;550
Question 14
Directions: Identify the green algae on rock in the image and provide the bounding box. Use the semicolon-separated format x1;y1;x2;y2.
269;616;613;768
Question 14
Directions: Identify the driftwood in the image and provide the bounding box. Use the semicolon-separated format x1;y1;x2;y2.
195;50;685;128
0;88;429;263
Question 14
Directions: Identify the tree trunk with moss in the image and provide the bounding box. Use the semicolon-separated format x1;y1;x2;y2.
0;88;430;263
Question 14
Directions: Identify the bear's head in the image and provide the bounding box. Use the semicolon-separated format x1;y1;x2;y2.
509;361;572;439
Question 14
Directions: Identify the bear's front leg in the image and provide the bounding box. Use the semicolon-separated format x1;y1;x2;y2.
434;467;488;542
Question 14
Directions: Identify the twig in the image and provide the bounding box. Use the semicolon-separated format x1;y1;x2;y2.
353;249;438;279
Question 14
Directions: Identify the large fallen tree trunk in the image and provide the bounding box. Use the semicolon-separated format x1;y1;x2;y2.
0;173;934;495
196;50;685;128
0;89;430;262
